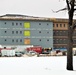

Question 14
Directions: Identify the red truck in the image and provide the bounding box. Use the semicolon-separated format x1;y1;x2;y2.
26;46;52;54
26;46;42;54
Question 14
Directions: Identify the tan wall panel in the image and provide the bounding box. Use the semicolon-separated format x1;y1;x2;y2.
24;39;30;44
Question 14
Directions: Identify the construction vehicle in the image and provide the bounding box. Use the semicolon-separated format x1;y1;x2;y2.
26;46;52;54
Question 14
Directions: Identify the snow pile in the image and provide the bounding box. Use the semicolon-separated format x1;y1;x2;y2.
0;56;76;75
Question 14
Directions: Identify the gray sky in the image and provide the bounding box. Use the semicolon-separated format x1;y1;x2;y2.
0;0;68;18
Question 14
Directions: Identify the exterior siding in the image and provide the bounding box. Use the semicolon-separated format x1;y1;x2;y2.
0;20;53;48
30;38;53;48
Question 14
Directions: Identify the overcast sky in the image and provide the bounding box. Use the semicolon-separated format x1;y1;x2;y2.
0;0;69;18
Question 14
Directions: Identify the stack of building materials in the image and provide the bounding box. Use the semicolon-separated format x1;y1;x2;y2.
1;49;15;57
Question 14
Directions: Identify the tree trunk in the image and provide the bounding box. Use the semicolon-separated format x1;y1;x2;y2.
67;26;73;70
67;10;73;70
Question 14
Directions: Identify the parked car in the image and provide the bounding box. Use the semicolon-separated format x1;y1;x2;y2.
27;51;37;55
15;52;22;57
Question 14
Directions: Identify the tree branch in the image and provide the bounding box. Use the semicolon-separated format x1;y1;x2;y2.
66;0;70;11
52;8;67;13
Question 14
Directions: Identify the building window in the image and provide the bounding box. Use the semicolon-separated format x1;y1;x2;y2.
62;31;68;36
53;39;55;43
47;32;49;33
16;31;18;34
56;24;58;27
5;31;7;33
39;23;41;25
74;31;76;35
39;39;41;41
16;23;18;25
12;31;14;34
24;30;30;36
63;46;66;48
56;46;59;48
39;31;41;33
47;23;49;25
60;24;62;27
24;22;30;28
20;31;22;34
12;39;14;42
16;39;18;42
59;39;62;44
20;23;22;25
59;31;62;35
62;31;65;36
60;46;62;48
63;39;67;44
12;22;14;26
53;31;56;35
74;39;76;44
20;39;22;42
56;39;59;44
5;39;7;41
73;31;75;35
5;22;6;24
64;24;65;27
56;31;59;36
47;39;49;41
73;39;74;43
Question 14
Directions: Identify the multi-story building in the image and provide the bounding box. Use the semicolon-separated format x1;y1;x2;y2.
1;14;76;51
0;14;53;49
52;18;76;51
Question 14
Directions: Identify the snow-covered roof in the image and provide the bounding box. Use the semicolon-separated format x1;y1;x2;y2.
0;14;51;21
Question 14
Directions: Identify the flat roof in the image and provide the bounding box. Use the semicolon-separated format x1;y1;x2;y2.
0;14;76;22
0;14;51;21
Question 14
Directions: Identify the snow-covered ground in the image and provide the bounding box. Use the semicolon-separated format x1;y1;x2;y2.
0;56;76;75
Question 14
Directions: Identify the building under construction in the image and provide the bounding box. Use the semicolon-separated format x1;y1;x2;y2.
0;14;53;49
52;18;76;51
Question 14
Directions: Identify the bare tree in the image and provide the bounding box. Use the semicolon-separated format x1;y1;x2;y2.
66;0;74;70
54;0;76;70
